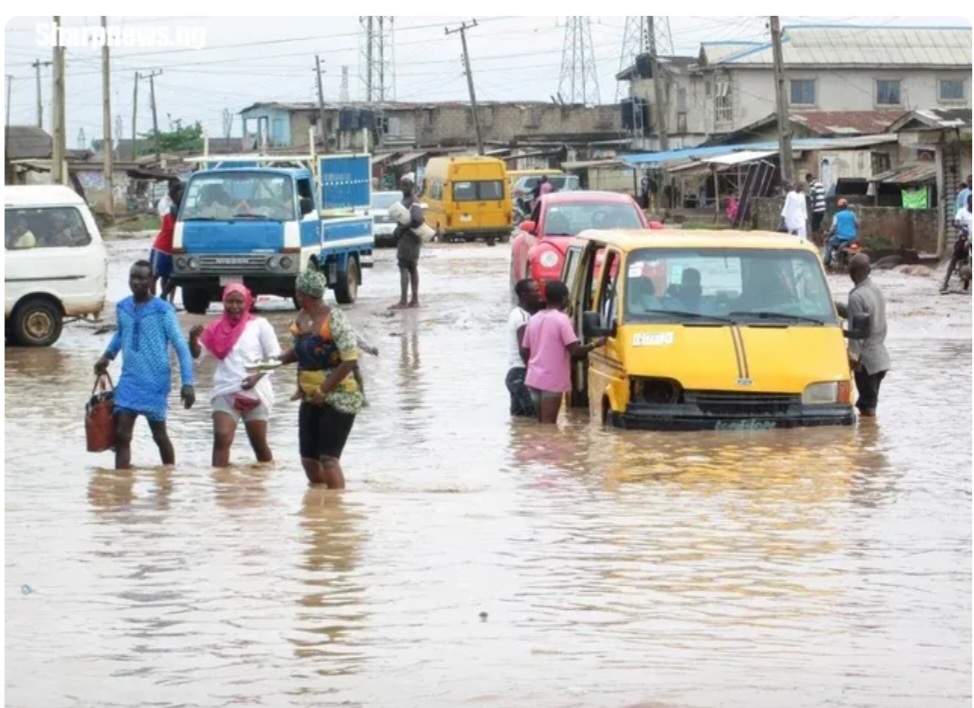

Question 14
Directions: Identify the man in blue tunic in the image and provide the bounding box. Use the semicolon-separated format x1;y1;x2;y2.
95;260;196;469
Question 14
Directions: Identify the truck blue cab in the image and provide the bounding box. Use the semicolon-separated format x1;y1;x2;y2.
171;153;374;314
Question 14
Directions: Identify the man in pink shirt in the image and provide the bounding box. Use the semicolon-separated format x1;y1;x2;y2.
520;280;605;424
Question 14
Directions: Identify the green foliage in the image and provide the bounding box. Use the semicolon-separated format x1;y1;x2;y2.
139;121;203;154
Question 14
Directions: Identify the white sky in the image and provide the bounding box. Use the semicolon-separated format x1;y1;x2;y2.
3;15;969;147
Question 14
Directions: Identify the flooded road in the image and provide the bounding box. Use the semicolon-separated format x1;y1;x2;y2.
5;237;971;708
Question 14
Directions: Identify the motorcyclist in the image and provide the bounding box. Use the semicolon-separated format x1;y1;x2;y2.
941;193;973;293
823;198;859;267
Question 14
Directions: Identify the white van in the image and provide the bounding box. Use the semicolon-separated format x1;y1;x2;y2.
4;185;108;346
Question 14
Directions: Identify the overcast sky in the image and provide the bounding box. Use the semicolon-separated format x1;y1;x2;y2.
3;15;969;148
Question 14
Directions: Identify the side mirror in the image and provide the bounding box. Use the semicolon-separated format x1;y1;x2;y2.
299;196;315;215
834;300;848;319
582;310;614;338
520;220;537;235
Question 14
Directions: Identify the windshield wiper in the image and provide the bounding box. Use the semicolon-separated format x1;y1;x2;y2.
638;309;735;324
730;310;825;325
232;213;272;220
182;217;216;221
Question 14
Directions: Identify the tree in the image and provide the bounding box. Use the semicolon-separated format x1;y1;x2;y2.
138;121;204;155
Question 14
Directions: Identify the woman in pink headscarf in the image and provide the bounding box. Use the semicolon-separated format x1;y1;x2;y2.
189;284;282;467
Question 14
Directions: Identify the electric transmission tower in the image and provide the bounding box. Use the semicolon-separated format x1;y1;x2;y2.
616;17;674;100
222;108;233;139
359;16;395;102
340;65;350;103
558;16;601;105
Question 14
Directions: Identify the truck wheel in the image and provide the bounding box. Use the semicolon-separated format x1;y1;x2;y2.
12;297;63;347
183;288;210;315
334;256;359;305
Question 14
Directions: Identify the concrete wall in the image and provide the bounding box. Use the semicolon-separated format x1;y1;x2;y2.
750;195;939;253
628;67;971;139
275;104;621;149
74;169;131;216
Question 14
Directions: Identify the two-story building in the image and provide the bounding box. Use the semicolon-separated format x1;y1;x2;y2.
619;25;972;150
237;100;622;152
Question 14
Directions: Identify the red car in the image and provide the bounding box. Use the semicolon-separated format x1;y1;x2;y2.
510;191;651;293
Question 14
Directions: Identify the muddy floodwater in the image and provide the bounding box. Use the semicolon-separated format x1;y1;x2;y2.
4;237;971;708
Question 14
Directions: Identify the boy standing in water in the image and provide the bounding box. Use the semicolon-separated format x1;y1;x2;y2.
94;260;196;469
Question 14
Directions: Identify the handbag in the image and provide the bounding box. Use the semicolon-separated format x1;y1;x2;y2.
85;373;116;453
232;392;262;413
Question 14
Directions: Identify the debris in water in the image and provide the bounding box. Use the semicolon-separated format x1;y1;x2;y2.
479;611;488;621
20;585;34;595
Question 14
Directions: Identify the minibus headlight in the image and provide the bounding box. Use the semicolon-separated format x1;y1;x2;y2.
802;382;842;405
539;250;559;269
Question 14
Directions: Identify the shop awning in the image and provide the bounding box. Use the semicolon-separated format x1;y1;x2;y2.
390;150;428;167
870;162;936;184
701;149;777;166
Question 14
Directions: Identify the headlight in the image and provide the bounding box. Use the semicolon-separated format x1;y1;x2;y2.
267;257;279;269
187;257;199;270
175;257;187;269
802;381;850;405
538;250;559;269
280;256;293;269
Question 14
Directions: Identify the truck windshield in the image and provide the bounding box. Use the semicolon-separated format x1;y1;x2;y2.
181;172;295;221
623;248;837;325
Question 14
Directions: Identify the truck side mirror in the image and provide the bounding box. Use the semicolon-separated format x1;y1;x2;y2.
300;196;315;215
582;310;613;338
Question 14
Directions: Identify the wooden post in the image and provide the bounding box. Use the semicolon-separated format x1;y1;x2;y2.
770;16;794;184
101;16;114;221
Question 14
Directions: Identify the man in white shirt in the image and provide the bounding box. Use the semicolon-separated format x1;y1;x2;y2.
506;278;542;417
781;181;809;240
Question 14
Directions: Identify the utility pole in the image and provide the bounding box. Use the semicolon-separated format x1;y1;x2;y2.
446;19;483;155
6;75;12;126
131;72;139;160
314;54;327;152
31;59;51;129
51;16;66;185
647;16;668;151
100;16;114;220
145;69;163;161
770;16;794;184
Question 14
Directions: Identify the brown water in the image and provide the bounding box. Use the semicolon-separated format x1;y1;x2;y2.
4;238;971;708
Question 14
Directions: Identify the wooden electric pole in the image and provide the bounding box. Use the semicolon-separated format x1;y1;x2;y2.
770;16;794;185
131;72;139;160
145;69;162;161
51;16;66;185
315;54;327;153
101;16;114;220
31;59;51;129
446;20;483;155
647;16;669;151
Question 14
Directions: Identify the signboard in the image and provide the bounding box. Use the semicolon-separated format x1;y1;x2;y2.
319;155;371;210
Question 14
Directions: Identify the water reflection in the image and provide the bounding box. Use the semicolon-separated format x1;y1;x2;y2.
211;465;273;512
290;490;367;677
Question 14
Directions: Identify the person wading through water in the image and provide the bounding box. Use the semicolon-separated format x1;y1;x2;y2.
278;269;364;488
391;176;425;309
94;260;195;469
150;180;183;304
844;254;891;418
189;284;281;468
519;280;605;424
506;278;543;417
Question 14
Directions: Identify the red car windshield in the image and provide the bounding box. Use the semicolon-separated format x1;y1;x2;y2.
542;202;642;236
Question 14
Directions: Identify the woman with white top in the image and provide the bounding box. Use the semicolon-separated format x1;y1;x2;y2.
189;284;282;467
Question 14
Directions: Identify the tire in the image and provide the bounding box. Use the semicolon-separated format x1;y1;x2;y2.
12;297;63;347
334;255;359;305
183;287;210;315
498;234;510;244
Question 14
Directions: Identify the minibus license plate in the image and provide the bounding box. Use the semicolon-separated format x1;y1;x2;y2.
220;275;243;286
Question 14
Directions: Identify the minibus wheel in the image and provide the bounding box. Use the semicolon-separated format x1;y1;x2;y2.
12;297;63;347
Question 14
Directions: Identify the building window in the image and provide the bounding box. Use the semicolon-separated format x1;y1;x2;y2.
714;77;732;127
876;80;901;106
939;79;965;102
790;79;816;106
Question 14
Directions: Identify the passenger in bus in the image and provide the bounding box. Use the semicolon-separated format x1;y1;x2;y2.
6;214;36;250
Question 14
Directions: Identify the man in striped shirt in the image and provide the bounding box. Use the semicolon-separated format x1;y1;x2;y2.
806;172;827;242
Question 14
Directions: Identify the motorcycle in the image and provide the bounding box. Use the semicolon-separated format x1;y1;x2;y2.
825;239;861;273
950;230;971;291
